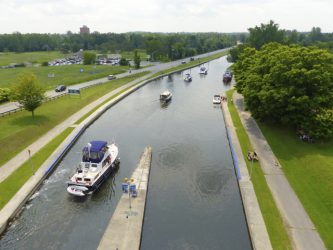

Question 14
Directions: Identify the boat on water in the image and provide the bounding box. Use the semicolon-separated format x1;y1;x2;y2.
160;90;172;102
184;73;192;82
199;66;208;75
213;95;221;104
223;71;233;83
67;140;120;197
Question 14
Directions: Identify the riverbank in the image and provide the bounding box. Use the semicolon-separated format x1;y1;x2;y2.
221;95;272;250
98;146;152;250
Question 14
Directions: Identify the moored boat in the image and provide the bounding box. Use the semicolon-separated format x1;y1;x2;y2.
67;140;119;196
160;90;172;102
223;71;233;83
213;95;221;104
199;66;208;75
184;73;192;82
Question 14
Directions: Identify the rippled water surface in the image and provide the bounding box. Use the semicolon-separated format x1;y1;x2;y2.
0;57;251;249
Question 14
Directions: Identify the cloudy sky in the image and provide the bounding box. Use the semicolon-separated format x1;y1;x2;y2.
0;0;332;34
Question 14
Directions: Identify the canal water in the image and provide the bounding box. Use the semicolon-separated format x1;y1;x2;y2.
0;57;251;249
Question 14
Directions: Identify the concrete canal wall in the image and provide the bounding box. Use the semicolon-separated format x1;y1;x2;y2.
221;96;272;250
98;146;152;250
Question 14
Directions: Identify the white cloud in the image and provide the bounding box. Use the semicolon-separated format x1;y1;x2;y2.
0;0;332;33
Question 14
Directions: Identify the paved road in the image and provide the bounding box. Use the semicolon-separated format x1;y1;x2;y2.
0;49;227;114
233;91;326;250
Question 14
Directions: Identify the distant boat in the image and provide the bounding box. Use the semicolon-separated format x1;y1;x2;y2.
184;73;192;82
199;65;208;75
223;71;233;83
213;95;221;104
160;90;172;102
67;141;119;197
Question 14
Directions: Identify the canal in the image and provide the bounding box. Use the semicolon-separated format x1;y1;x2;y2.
0;57;251;249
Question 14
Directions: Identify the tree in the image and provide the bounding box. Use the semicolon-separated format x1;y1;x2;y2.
234;43;333;139
133;49;141;69
248;20;285;49
11;73;45;118
119;57;129;66
83;51;96;65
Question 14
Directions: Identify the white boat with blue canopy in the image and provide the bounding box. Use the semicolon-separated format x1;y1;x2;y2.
199;65;208;74
67;140;119;196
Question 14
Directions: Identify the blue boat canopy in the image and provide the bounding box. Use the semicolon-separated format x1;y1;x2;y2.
82;141;108;163
89;141;107;152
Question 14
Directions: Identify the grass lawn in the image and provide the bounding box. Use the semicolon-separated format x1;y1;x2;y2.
0;71;149;167
0;127;74;209
259;122;333;249
226;89;292;250
0;64;128;89
120;50;148;60
0;51;66;66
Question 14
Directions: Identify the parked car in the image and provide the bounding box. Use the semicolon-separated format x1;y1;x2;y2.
190;57;195;61
181;61;186;64
55;85;66;92
108;75;116;80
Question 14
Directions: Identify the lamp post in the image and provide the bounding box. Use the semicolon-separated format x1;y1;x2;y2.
28;149;34;175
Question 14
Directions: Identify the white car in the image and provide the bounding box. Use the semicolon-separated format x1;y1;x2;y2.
108;75;116;80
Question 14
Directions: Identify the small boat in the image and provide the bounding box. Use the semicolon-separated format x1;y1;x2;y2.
67;140;119;197
213;95;221;104
223;71;233;83
184;73;192;82
160;90;172;102
199;66;208;75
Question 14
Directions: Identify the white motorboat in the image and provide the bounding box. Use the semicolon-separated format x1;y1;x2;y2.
184;73;192;82
160;90;172;102
213;95;221;104
67;140;119;196
199;66;208;75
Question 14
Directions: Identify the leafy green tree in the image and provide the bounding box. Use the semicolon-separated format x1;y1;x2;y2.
83;51;96;65
0;88;11;103
119;57;129;66
133;49;141;69
11;73;45;118
234;43;333;139
248;20;285;49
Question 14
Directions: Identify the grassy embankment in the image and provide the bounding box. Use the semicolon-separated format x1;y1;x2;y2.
120;50;148;60
0;51;66;66
0;71;149;167
226;89;292;250
259;123;333;249
0;127;74;209
0;64;128;89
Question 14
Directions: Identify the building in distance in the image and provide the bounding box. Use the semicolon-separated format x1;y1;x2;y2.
80;25;90;34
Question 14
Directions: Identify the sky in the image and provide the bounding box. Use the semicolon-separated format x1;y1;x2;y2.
0;0;332;34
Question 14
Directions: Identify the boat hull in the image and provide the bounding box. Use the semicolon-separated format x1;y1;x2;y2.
67;158;119;196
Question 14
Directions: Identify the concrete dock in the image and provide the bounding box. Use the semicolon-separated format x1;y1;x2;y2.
98;146;152;250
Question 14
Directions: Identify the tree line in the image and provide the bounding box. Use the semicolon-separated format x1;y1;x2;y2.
0;32;237;60
232;21;333;140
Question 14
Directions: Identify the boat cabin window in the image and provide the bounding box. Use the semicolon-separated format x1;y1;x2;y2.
77;177;82;181
91;164;97;168
84;178;91;182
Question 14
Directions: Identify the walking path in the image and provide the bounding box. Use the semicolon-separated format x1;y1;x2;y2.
233;91;326;250
0;72;153;183
221;99;272;250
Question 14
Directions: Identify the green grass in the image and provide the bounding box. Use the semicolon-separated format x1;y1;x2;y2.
120;50;148;60
259;123;333;249
0;51;66;66
0;64;128;89
0;71;149;166
226;89;292;250
149;50;229;79
0;127;74;209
